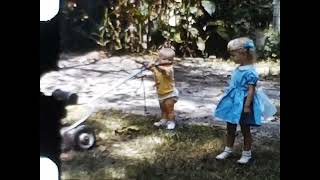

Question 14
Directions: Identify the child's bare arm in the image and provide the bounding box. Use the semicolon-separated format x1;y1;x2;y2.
146;61;158;71
157;59;172;64
244;85;255;113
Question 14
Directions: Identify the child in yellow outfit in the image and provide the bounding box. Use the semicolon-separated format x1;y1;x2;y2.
147;47;179;130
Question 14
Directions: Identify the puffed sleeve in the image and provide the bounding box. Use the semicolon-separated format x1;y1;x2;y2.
244;71;259;85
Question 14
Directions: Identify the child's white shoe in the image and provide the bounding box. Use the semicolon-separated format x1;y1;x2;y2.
216;147;233;160
166;121;176;130
237;150;252;164
154;119;167;127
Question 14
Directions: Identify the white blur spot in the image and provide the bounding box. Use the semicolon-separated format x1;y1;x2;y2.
40;157;59;180
40;0;59;21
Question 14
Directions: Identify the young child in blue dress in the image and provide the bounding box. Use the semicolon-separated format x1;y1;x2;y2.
213;37;277;164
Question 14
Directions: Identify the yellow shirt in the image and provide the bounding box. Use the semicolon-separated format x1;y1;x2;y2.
150;65;175;96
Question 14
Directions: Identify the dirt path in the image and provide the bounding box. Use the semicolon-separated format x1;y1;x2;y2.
40;51;280;138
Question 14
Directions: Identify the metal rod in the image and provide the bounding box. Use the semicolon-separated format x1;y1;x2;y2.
63;66;147;132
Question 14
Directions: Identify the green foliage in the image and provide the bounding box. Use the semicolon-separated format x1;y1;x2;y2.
258;26;280;60
61;0;277;59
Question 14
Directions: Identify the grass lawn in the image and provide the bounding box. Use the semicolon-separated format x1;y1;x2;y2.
61;110;280;180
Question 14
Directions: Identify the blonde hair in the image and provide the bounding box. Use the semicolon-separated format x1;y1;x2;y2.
227;37;257;63
159;47;175;61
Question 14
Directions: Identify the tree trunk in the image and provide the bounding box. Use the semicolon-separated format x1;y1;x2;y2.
272;0;280;33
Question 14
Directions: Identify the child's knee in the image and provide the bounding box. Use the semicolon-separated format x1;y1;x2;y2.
163;99;174;109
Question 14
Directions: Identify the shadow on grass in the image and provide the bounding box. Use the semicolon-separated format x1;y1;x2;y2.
61;110;280;180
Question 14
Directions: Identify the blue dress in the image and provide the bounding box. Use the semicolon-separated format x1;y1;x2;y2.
213;65;277;126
